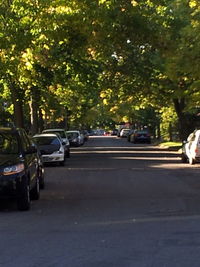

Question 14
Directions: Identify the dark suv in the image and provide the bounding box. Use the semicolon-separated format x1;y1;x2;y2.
0;127;41;211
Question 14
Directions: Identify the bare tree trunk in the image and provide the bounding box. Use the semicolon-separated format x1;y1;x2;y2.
173;98;188;141
29;95;39;135
38;108;44;133
10;82;24;128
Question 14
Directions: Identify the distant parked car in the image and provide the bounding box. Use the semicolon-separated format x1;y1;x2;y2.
130;130;151;144
127;129;135;142
111;129;118;136
42;128;70;158
181;129;200;164
66;130;84;146
33;133;66;166
81;130;89;141
119;128;131;138
0;126;40;211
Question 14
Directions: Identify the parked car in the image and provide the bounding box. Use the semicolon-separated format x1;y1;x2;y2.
81;130;89;141
181;129;200;164
127;129;135;142
0;126;40;211
33;133;66;166
42;128;70;158
66;130;84;146
31;142;45;189
111;129;118;136
119;128;131;138
130;130;151;144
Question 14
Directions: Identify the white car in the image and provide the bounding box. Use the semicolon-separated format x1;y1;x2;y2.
42;128;70;158
181;129;200;164
119;128;131;138
66;130;84;146
33;133;66;166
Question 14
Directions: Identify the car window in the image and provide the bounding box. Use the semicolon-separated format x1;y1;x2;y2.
19;130;31;151
66;132;79;138
33;137;60;146
44;130;65;139
0;133;19;154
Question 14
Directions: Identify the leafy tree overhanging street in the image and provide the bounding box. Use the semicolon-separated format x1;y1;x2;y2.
0;0;200;140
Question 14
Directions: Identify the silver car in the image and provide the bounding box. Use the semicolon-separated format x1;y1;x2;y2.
33;133;66;166
42;128;70;158
66;130;84;146
181;129;200;164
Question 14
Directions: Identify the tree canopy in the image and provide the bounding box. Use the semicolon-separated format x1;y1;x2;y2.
0;0;200;139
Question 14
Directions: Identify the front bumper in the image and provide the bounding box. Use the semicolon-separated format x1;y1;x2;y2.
41;154;64;163
0;173;23;198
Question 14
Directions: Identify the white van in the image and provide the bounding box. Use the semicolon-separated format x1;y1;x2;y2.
181;129;200;164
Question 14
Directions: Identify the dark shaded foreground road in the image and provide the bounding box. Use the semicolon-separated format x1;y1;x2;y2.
1;136;200;267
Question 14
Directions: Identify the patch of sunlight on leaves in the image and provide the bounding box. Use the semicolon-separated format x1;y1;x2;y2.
189;0;197;8
131;0;138;7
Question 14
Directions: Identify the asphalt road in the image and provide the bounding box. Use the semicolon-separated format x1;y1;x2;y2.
1;136;200;267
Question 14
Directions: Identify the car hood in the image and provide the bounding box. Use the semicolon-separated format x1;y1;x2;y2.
0;154;22;167
37;144;60;155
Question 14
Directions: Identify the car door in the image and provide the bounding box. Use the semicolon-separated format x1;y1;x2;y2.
20;130;38;187
185;132;195;157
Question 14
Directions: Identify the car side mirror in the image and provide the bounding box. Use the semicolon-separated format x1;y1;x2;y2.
62;142;66;146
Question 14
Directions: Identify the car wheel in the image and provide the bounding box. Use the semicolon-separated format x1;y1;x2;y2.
66;150;70;158
17;180;31;211
30;177;40;200
60;157;66;166
181;153;187;163
189;156;195;165
60;161;65;166
39;173;45;190
38;168;45;189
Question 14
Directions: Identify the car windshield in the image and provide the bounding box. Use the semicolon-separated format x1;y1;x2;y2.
33;136;60;146
137;131;148;135
0;133;19;154
66;132;79;138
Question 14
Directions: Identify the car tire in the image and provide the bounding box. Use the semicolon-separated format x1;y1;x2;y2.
189;156;195;165
38;168;45;189
181;153;187;163
66;150;70;158
39;172;45;190
17;180;31;211
60;157;66;166
30;177;40;200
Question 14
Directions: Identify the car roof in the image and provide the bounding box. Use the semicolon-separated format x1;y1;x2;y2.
33;133;59;138
43;129;65;132
66;130;80;133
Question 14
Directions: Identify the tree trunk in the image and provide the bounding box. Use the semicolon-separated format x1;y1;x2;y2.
29;95;39;135
29;87;44;134
173;98;188;141
10;82;24;128
38;108;44;133
168;122;173;141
